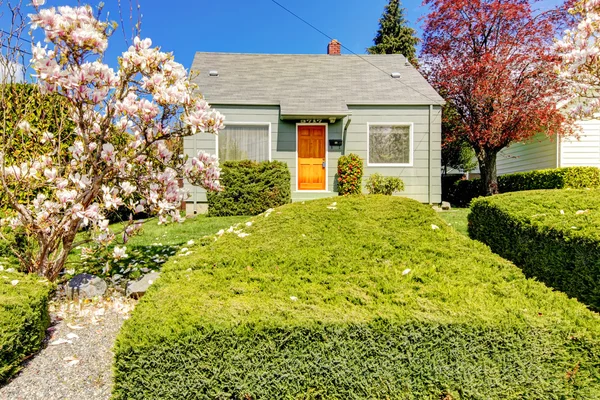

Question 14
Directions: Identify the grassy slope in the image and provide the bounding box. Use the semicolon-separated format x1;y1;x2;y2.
0;271;53;383
438;208;469;236
114;196;600;399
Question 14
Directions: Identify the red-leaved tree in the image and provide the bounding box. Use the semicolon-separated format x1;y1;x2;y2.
421;0;575;195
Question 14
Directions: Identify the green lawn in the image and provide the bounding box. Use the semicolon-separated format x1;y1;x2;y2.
114;196;600;399
437;208;469;236
67;214;248;279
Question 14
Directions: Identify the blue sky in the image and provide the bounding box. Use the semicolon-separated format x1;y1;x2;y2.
2;0;565;71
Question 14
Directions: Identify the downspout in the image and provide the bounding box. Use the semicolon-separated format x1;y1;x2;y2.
428;105;433;205
343;115;352;155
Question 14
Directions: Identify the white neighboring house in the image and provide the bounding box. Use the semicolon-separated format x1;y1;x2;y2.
0;58;25;83
495;121;600;175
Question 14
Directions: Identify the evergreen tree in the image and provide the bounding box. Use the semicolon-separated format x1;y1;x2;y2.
367;0;419;66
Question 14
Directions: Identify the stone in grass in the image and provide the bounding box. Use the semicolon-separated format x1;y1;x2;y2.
126;272;160;299
441;201;452;211
67;273;107;300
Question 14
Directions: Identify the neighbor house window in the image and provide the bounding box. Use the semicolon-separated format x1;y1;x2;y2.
367;123;413;166
217;123;270;162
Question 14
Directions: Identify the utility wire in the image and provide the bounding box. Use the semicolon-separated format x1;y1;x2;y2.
269;0;441;104
0;29;33;45
0;43;32;56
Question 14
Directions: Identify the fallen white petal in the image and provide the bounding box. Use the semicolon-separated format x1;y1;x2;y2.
10;280;18;286
187;240;195;246
290;296;298;301
560;210;565;215
49;338;72;346
67;324;84;330
402;269;411;276
66;333;79;340
431;224;440;230
245;221;253;227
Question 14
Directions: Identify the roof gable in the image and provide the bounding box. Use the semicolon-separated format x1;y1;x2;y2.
190;53;444;115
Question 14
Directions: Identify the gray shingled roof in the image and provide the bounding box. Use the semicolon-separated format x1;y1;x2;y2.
190;53;444;116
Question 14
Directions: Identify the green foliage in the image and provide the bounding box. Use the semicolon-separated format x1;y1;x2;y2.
114;196;600;399
207;160;291;217
0;271;53;383
365;173;405;195
438;208;470;236
367;0;419;66
447;166;600;207
469;189;600;311
441;103;477;174
337;153;364;196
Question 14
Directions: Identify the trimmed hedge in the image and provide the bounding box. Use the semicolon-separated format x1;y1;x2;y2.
469;189;600;311
0;271;53;383
447;166;600;206
114;196;600;399
365;173;405;195
207;160;291;216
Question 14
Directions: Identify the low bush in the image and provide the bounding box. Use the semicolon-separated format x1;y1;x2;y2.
0;271;53;383
446;166;600;206
365;173;405;195
114;196;600;399
337;153;363;196
207;160;291;216
469;189;600;311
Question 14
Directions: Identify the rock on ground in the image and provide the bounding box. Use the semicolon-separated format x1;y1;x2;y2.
0;294;135;400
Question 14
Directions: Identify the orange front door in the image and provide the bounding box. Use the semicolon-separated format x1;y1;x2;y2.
298;125;326;190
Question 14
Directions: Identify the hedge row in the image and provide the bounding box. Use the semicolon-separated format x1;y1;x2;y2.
114;196;600;399
469;189;600;311
447;166;600;206
0;271;53;383
207;160;291;216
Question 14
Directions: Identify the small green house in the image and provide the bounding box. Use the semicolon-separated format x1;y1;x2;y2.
184;40;444;213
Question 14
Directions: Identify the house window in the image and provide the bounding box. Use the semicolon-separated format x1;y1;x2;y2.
217;124;270;162
367;123;413;166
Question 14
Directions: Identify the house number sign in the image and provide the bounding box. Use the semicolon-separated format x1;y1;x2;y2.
300;119;323;123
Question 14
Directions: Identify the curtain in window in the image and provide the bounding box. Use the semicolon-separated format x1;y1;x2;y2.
369;125;411;164
218;125;269;162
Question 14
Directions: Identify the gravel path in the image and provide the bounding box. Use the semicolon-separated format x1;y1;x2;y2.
0;294;135;400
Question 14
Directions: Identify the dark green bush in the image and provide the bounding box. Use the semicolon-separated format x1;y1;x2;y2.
114;196;600;399
337;153;364;196
365;173;405;195
0;271;53;383
469;189;600;311
447;166;600;206
207;160;291;216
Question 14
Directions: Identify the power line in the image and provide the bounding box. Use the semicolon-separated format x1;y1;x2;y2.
0;43;32;56
269;0;441;104
0;29;33;45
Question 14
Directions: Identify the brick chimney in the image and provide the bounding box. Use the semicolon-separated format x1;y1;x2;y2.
327;39;341;55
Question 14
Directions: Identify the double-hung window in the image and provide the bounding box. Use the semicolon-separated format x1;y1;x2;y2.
217;123;270;162
367;123;413;166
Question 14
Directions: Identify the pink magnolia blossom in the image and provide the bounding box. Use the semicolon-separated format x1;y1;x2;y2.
0;4;224;280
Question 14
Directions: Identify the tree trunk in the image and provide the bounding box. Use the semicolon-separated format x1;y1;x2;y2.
477;150;499;196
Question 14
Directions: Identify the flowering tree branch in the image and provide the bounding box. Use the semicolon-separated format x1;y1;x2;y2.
0;3;224;280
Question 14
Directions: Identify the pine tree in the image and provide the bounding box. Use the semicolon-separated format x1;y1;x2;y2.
367;0;419;66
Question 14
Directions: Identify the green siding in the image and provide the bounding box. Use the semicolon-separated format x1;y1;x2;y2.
185;104;442;206
496;134;557;175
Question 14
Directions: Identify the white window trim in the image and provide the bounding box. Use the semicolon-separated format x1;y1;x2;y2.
366;122;414;167
215;122;272;162
295;122;329;192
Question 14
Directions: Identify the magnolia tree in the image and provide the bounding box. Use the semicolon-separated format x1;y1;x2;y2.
0;4;224;281
556;0;600;118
